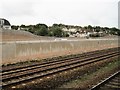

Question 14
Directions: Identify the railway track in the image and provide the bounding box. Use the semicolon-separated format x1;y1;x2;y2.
1;47;120;89
2;47;118;75
91;71;120;90
2;47;118;73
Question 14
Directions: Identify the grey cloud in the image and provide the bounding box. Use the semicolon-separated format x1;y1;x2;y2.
1;1;34;17
0;0;118;28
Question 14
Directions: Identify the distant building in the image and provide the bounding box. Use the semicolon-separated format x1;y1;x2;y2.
0;18;11;29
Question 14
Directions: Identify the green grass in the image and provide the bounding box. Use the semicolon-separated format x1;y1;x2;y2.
58;60;120;88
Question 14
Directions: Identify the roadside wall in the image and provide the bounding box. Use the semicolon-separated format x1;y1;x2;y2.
1;39;118;64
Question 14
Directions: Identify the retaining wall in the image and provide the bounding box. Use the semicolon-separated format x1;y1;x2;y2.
1;39;118;65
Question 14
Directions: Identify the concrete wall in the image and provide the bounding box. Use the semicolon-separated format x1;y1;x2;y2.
1;39;118;65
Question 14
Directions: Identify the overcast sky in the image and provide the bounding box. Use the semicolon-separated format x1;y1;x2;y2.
0;0;119;28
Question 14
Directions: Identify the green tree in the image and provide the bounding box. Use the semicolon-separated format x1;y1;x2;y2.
50;26;63;37
110;27;118;32
88;25;93;30
117;30;120;36
11;25;19;30
110;27;119;35
53;24;59;27
48;31;53;36
20;24;26;28
28;28;35;33
35;25;48;36
95;26;101;32
35;24;48;29
63;32;69;37
84;26;88;29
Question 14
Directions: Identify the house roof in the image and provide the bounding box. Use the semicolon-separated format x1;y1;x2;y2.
0;18;11;26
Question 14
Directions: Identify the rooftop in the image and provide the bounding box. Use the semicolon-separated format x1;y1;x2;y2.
0;18;11;26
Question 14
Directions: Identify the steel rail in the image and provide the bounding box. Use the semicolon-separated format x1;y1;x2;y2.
2;51;119;88
91;71;120;90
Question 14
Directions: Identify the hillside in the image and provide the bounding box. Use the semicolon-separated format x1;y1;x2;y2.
0;28;54;41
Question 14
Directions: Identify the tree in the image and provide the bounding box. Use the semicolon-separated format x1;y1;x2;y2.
95;26;101;32
117;30;120;36
53;24;59;27
110;27;119;35
104;27;109;30
35;23;48;29
11;25;19;30
88;25;93;30
48;31;53;36
84;26;88;29
35;25;48;36
50;26;63;37
28;28;35;33
63;32;69;37
20;24;26;28
110;27;118;32
58;23;65;28
53;27;63;37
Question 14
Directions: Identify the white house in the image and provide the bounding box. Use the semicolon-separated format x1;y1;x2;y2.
0;18;11;29
62;27;78;32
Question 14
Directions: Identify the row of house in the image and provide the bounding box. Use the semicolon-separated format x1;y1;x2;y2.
62;27;105;38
